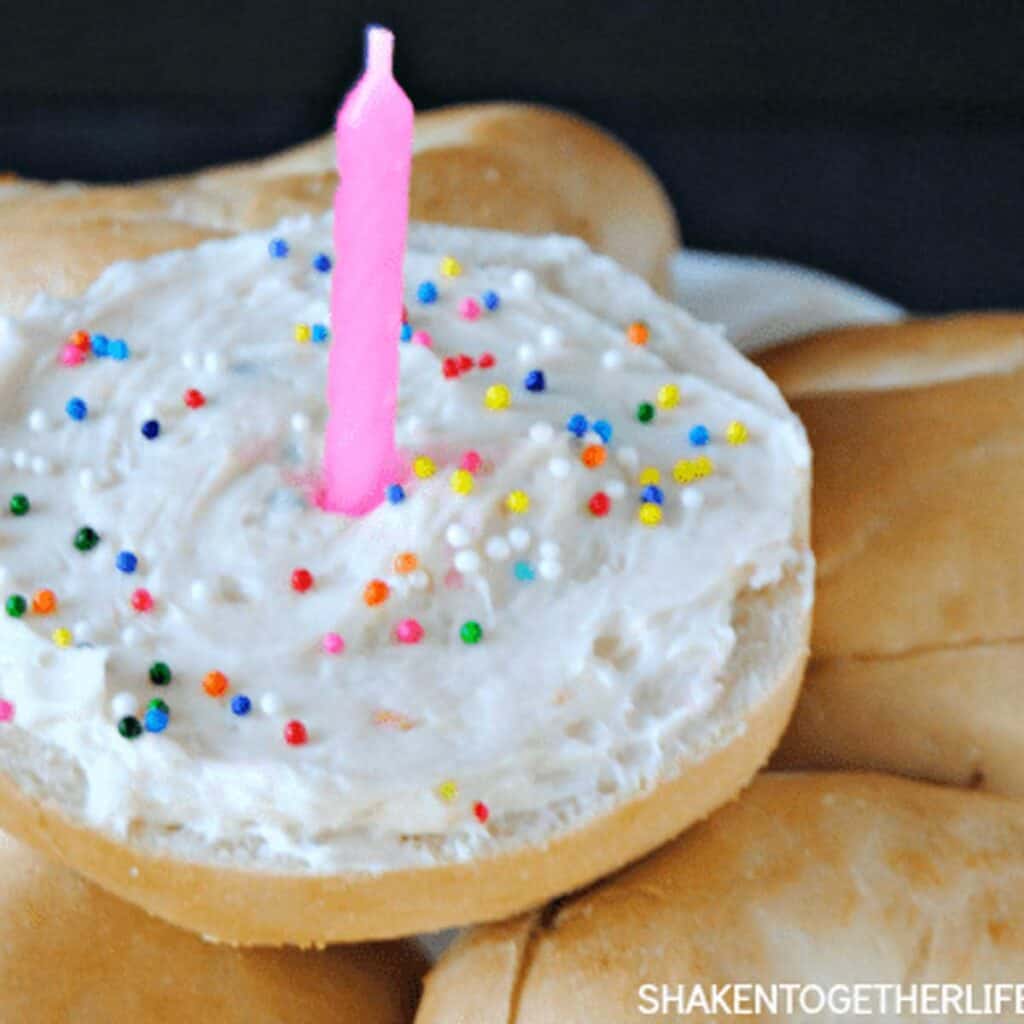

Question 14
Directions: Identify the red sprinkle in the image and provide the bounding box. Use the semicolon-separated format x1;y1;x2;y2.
131;588;154;612
291;568;314;593
588;491;611;517
473;801;490;824
183;388;206;409
442;357;460;379
457;353;474;373
478;352;496;369
284;720;308;746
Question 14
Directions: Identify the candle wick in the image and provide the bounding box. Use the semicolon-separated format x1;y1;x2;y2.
365;25;394;75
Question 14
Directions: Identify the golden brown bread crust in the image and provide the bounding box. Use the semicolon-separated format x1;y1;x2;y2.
758;316;1024;794
0;589;808;946
0;832;425;1023
416;773;1024;1023
0;102;678;315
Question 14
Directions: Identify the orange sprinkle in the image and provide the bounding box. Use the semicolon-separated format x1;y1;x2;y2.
626;320;650;346
31;589;57;615
393;552;419;575
364;579;390;606
580;444;607;469
203;670;229;697
68;329;91;351
373;709;417;732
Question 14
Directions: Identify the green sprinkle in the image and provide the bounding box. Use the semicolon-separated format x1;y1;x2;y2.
8;494;29;517
460;620;483;645
635;402;656;423
148;661;172;686
74;526;100;552
5;595;27;618
147;698;169;713
117;716;143;739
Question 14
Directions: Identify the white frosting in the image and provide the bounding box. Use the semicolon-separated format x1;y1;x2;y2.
0;215;808;870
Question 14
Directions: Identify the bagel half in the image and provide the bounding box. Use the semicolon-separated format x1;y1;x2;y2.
756;315;1024;794
0;102;678;316
416;773;1024;1023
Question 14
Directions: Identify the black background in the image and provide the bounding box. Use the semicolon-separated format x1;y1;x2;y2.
3;1;1023;311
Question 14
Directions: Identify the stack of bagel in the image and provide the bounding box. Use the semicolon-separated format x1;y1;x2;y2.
2;102;1022;1022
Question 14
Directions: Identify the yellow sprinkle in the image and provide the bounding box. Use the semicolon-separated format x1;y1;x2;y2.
412;455;437;479
638;466;661;486
505;489;530;514
673;459;698;484
52;627;73;648
484;384;512;410
694;455;715;478
293;323;311;343
726;420;749;445
440;255;462;278
656;383;681;409
450;469;475;495
437;779;459;803
638;502;663;526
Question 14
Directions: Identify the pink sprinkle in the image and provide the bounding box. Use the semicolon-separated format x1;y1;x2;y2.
411;330;433;348
322;632;345;655
395;618;424;644
0;700;14;723
59;344;86;367
458;297;482;321
478;352;496;369
131;588;154;613
460;450;483;474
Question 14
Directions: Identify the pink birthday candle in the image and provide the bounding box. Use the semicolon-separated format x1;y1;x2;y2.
322;26;413;515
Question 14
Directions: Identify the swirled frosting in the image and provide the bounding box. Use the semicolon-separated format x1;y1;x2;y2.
0;216;809;869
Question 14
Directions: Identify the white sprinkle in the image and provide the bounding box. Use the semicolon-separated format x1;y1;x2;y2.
539;540;561;561
404;415;424;440
517;343;536;364
31;456;51;476
548;457;571;479
511;269;536;294
27;409;48;433
388;574;410;596
508;526;531;551
540;325;563;349
681;487;705;509
0;565;8;585
453;549;482;574
73;621;92;643
79;468;96;491
601;349;624;371
111;692;138;718
181;350;199;371
260;693;283;715
408;569;430;590
290;412;311;433
529;421;555;444
605;478;627;500
137;399;158;420
203;352;223;374
120;627;139;647
445;523;471;548
190;580;210;605
484;536;512;561
539;559;563;581
12;450;29;470
617;446;639;469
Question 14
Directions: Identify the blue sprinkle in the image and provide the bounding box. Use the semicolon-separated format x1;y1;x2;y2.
144;707;169;733
689;424;710;447
115;550;138;574
566;413;589;437
513;560;536;582
524;369;546;392
593;419;613;444
311;323;330;343
641;484;665;505
65;397;88;421
386;483;405;505
231;695;252;716
312;253;332;273
268;237;289;259
109;340;130;361
399;322;413;342
91;334;110;358
140;419;161;440
482;289;500;311
416;281;438;304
